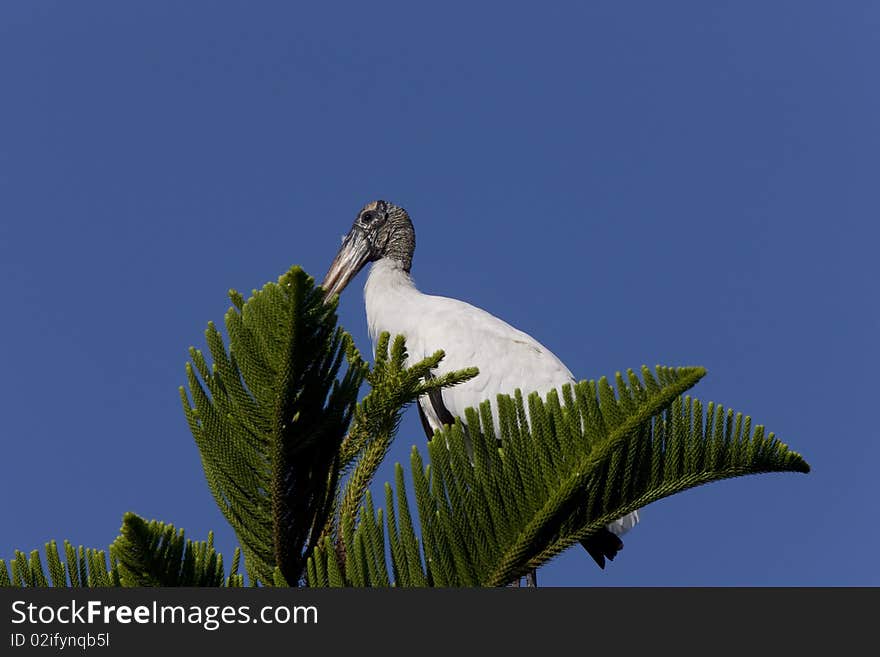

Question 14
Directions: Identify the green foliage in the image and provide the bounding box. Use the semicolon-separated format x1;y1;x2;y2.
330;333;477;549
113;513;243;587
306;366;809;587
179;266;475;584
0;542;118;588
180;266;364;585
1;513;243;587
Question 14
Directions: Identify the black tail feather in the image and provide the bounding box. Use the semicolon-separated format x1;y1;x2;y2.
580;529;624;570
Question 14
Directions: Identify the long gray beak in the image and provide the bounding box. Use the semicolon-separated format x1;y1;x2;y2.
321;227;372;300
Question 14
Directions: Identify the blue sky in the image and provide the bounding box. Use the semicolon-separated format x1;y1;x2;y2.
1;2;877;586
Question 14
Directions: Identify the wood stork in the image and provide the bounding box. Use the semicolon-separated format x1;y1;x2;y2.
322;200;639;583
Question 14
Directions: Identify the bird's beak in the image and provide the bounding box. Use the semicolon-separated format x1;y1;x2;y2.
321;227;372;300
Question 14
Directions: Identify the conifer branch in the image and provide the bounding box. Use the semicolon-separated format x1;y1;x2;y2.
324;332;477;558
180;266;365;585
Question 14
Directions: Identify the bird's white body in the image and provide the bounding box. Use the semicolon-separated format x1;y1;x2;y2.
364;258;639;537
365;259;575;421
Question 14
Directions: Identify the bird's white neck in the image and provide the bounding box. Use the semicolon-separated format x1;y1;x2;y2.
363;258;420;345
364;258;417;294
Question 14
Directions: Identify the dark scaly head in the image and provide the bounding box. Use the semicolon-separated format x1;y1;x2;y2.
321;200;415;299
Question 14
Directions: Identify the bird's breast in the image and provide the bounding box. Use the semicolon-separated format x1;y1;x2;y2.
364;262;575;423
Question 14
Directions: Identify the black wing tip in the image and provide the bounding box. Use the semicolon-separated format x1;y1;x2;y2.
421;371;456;430
417;400;435;441
428;387;456;426
580;529;624;570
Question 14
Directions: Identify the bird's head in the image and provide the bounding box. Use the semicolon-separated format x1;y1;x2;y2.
322;200;415;299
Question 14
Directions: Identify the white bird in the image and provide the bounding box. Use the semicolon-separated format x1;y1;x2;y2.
322;200;639;582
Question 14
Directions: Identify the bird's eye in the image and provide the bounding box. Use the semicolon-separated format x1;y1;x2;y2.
362;211;375;224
